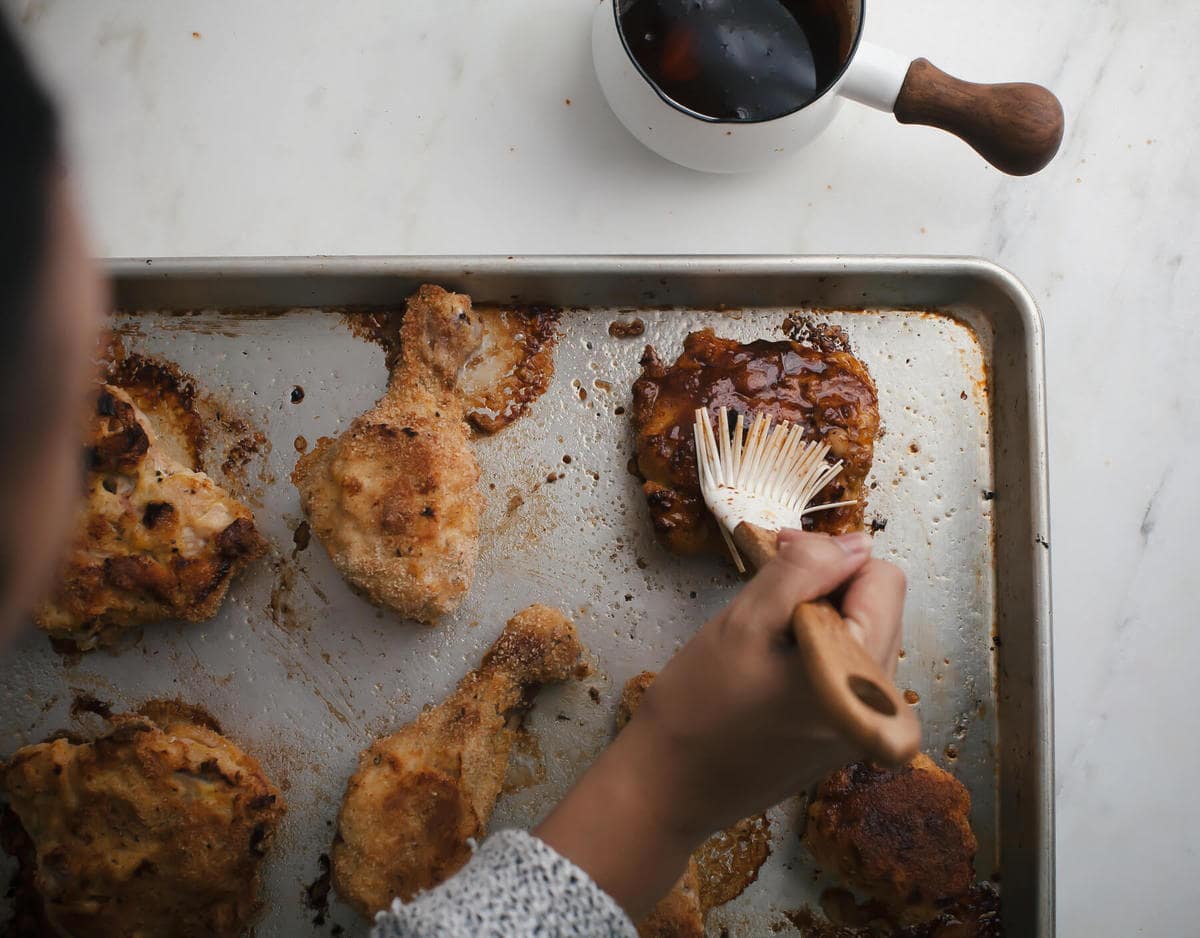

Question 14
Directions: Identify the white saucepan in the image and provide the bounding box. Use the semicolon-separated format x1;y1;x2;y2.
593;0;1064;175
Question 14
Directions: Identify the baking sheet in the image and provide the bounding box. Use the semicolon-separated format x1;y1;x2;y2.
0;257;1052;936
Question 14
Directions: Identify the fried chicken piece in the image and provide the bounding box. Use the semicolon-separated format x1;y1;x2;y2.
693;814;772;914
805;754;978;925
34;385;267;650
637;861;706;938
0;710;285;938
615;669;657;733
331;605;584;919
293;285;484;623
631;328;879;555
617;672;771;937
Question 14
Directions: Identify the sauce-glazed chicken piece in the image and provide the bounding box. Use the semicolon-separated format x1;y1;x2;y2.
631;328;878;556
293;285;484;623
805;754;979;925
34;385;267;651
0;711;285;938
331;605;584;919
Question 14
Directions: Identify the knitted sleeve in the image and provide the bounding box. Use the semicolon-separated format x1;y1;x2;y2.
370;829;638;938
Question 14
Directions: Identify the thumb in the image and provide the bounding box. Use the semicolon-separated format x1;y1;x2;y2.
726;530;872;632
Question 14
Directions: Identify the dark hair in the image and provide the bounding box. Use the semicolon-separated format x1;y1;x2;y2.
0;11;59;352
0;13;60;602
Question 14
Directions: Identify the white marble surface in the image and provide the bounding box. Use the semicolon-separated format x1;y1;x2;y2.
7;0;1198;934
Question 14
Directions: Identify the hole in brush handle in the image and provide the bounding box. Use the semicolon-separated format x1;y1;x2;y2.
793;600;921;767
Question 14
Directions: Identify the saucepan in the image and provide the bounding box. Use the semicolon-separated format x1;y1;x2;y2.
593;0;1064;175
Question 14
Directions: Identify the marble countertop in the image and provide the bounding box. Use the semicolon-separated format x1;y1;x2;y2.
9;0;1198;934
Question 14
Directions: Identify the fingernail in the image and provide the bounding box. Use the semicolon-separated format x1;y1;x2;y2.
834;532;872;556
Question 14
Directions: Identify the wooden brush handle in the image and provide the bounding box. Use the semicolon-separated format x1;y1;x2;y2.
732;522;920;768
893;58;1064;176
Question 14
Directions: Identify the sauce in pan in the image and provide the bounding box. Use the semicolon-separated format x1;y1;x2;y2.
619;0;850;121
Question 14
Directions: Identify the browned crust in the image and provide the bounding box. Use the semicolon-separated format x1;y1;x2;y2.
694;813;772;913
481;604;588;685
635;858;705;938
0;716;285;938
615;670;657;731
293;285;483;623
332;761;479;919
805;754;979;924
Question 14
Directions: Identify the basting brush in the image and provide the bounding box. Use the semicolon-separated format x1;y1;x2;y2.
694;405;920;767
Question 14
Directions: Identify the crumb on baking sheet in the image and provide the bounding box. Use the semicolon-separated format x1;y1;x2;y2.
608;318;645;338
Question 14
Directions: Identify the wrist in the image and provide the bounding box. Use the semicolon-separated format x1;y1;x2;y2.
534;726;699;918
605;716;713;845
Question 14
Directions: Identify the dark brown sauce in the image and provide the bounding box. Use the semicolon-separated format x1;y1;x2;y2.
619;0;849;121
69;693;114;721
631;329;878;552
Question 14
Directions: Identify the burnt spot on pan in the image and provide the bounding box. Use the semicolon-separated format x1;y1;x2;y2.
781;316;853;353
303;853;333;926
461;305;562;434
608;317;645;339
69;692;114;722
104;352;272;495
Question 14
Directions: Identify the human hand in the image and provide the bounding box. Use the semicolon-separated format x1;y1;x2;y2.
616;529;906;837
535;530;906;916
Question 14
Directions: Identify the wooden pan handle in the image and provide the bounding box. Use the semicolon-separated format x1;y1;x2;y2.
732;522;920;768
893;58;1064;176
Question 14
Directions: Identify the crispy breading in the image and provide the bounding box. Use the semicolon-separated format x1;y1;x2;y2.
331;605;584;919
615;669;657;732
630;328;879;555
805;754;979;925
293;285;483;623
0;712;285;938
635;858;706;938
34;385;267;650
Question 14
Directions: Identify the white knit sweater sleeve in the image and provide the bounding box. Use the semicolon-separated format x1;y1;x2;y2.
370;829;639;938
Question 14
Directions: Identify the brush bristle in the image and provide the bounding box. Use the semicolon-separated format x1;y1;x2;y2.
694;406;858;570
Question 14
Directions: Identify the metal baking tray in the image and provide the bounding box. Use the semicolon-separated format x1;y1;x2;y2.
0;256;1052;936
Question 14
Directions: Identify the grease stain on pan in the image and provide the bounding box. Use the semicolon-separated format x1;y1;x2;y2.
338;304;564;436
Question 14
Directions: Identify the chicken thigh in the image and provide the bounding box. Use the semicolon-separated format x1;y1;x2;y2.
1;710;285;938
631;328;878;556
805;754;979;925
35;384;267;650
